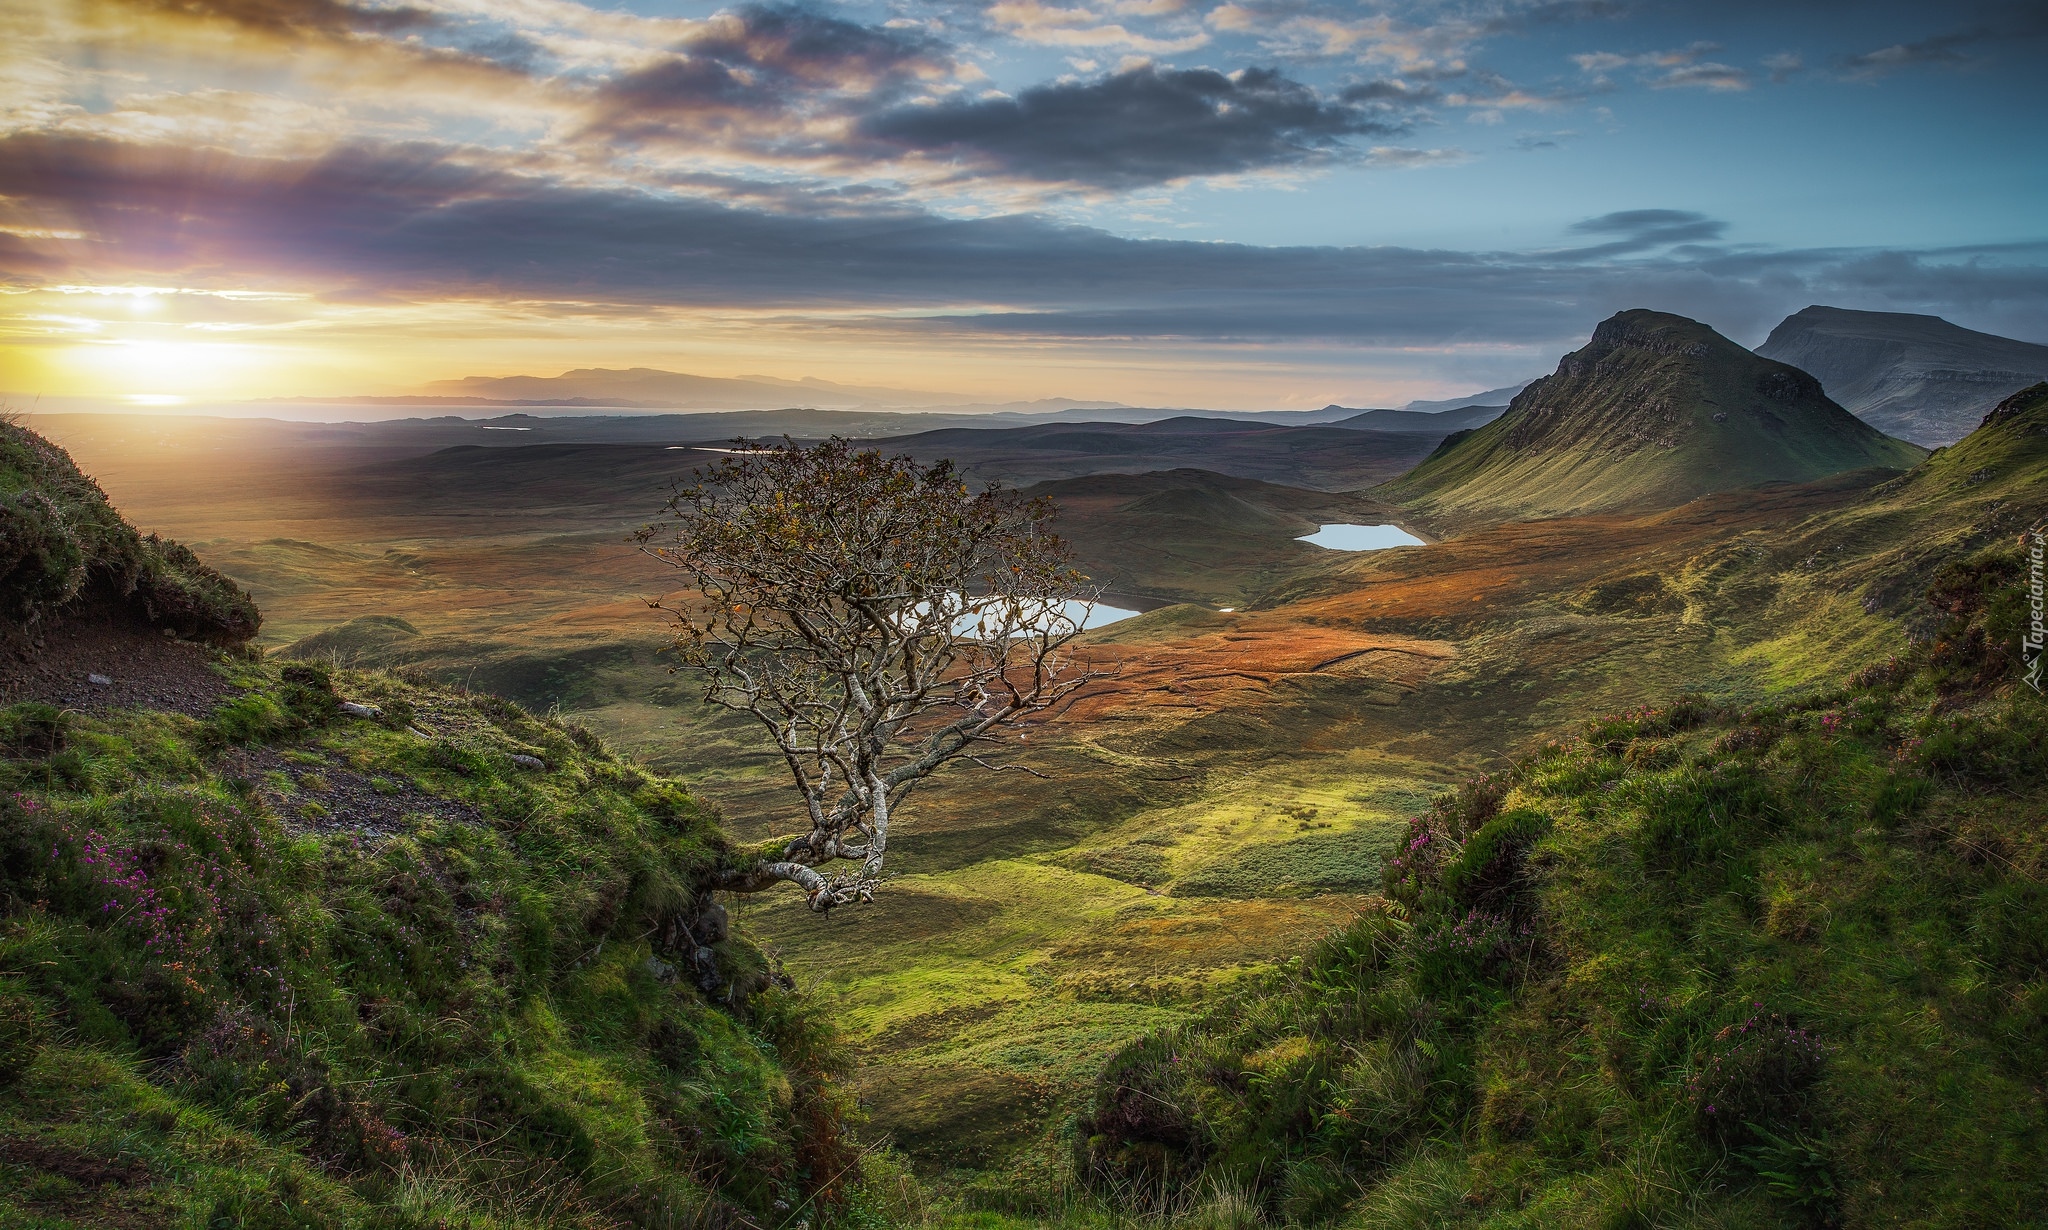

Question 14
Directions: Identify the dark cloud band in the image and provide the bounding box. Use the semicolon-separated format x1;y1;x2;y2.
2;133;2043;350
861;65;1412;187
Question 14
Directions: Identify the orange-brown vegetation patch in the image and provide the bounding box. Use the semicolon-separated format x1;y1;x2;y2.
1070;627;1454;720
1279;477;1876;631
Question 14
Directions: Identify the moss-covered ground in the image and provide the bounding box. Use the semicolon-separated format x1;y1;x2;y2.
0;658;897;1228
1075;543;2048;1228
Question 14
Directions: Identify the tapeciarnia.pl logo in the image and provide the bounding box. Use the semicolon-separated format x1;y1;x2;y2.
2027;522;2045;693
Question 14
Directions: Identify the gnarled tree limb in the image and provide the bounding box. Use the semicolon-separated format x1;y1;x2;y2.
640;438;1108;911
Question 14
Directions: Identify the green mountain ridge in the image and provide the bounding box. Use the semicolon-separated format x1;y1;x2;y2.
1377;310;1927;526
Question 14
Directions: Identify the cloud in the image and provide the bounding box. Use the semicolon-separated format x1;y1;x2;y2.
986;0;1208;53
1571;41;1747;90
1339;79;1440;104
1557;208;1728;258
586;4;951;143
1571;208;1726;241
1365;145;1468;168
1652;61;1748;90
1444;75;1579;113
1836;7;2048;80
1514;129;1579;150
1762;52;1802;83
860;64;1411;187
6;132;2043;354
114;0;436;37
1839;29;1989;78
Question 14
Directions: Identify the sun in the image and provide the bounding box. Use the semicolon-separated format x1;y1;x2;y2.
63;338;269;399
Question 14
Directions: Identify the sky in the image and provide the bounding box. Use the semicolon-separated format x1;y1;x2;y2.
1;0;2044;409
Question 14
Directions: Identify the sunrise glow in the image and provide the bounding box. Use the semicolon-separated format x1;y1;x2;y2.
0;0;2041;407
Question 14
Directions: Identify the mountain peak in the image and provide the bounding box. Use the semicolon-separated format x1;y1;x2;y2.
1756;306;2048;445
1375;309;1925;524
1582;307;1735;357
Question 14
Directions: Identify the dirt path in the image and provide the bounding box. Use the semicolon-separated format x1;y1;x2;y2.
0;612;234;717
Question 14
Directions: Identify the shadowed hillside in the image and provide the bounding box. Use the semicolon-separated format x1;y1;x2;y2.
1377;309;1926;526
1021;469;1412;607
872;416;1449;490
1758;305;2048;446
0;418;258;647
1333;403;1506;433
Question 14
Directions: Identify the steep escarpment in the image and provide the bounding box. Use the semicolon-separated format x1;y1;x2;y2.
1377;309;1926;526
1757;305;2048;446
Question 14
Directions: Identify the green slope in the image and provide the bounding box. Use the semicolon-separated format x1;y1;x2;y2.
1067;384;2048;1229
1761;380;2048;630
1077;541;2046;1228
1377;310;1927;526
1;418;259;642
0;665;888;1228
0;422;902;1229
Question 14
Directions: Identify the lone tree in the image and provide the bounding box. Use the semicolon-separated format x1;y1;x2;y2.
639;438;1100;911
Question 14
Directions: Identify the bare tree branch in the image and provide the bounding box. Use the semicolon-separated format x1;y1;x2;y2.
637;437;1106;911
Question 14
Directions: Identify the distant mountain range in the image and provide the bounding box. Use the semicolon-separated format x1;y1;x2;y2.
423;366;991;409
1378;309;1926;524
869;415;1446;490
1756;306;2048;446
1398;382;1534;414
1333;403;1508;433
300;311;2048;450
393;366;1525;427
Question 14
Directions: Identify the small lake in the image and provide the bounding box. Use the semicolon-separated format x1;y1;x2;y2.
931;595;1139;637
1297;524;1425;551
1065;599;1139;630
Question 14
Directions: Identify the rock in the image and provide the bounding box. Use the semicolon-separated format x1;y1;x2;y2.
87;674;112;686
509;754;546;771
694;902;730;944
337;701;381;719
642;956;678;983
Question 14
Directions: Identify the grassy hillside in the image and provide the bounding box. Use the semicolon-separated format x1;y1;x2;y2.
0;419;899;1229
0;417;258;642
0;657;900;1229
1783;381;2048;618
1076;541;2047;1227
1378;310;1926;527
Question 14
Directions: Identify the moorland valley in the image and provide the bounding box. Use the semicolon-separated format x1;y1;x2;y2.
4;303;2047;1228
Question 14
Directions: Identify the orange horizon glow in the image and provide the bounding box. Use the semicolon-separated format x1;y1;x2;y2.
0;285;1545;410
